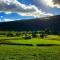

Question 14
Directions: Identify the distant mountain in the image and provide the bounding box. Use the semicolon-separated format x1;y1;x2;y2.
0;15;60;34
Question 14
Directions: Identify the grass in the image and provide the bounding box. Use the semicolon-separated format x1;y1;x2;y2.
6;38;60;45
0;35;60;45
0;35;60;60
0;45;60;60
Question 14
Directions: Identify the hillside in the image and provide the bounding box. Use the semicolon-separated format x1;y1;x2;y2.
0;15;60;34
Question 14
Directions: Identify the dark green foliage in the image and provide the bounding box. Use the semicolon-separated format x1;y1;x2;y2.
45;29;49;34
40;33;45;38
24;36;32;40
0;33;6;35
0;32;7;36
32;31;37;38
40;31;47;38
32;34;37;38
23;32;32;39
16;33;21;36
45;29;52;35
6;32;14;37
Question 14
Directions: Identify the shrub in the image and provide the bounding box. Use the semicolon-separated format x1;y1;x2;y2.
32;31;37;38
16;33;21;36
39;30;48;38
40;33;45;38
6;32;14;37
0;32;6;35
24;32;32;39
32;34;37;38
24;36;32;40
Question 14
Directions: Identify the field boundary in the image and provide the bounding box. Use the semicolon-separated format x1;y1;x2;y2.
0;42;60;46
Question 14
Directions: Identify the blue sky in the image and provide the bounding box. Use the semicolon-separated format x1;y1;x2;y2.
0;0;60;22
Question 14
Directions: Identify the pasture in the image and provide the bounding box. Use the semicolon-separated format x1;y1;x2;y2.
0;31;60;60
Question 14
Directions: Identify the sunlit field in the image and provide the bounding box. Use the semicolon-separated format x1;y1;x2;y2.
0;31;60;60
0;45;60;60
0;35;60;45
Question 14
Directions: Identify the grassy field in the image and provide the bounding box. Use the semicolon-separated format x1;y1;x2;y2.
0;45;60;60
0;34;60;60
0;35;60;45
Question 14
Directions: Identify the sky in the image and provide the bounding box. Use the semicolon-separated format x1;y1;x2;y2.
0;0;60;22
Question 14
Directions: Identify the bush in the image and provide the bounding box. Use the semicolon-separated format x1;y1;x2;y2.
32;31;37;38
0;32;6;35
16;33;21;36
24;36;32;40
6;32;14;37
40;34;45;38
32;34;37;38
24;32;32;39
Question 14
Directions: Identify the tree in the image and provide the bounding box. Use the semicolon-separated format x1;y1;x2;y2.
24;32;32;40
16;32;21;36
40;31;45;38
32;31;37;38
6;32;14;37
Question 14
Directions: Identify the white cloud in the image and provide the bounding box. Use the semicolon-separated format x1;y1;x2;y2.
18;9;53;18
4;12;12;14
44;0;60;8
3;19;14;22
0;18;14;22
0;0;53;18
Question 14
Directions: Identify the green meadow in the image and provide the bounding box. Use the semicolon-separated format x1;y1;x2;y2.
0;45;60;60
0;31;60;60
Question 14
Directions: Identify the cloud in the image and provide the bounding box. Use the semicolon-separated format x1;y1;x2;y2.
18;9;53;18
44;0;60;8
3;19;14;22
0;0;53;17
0;18;13;22
53;0;60;5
